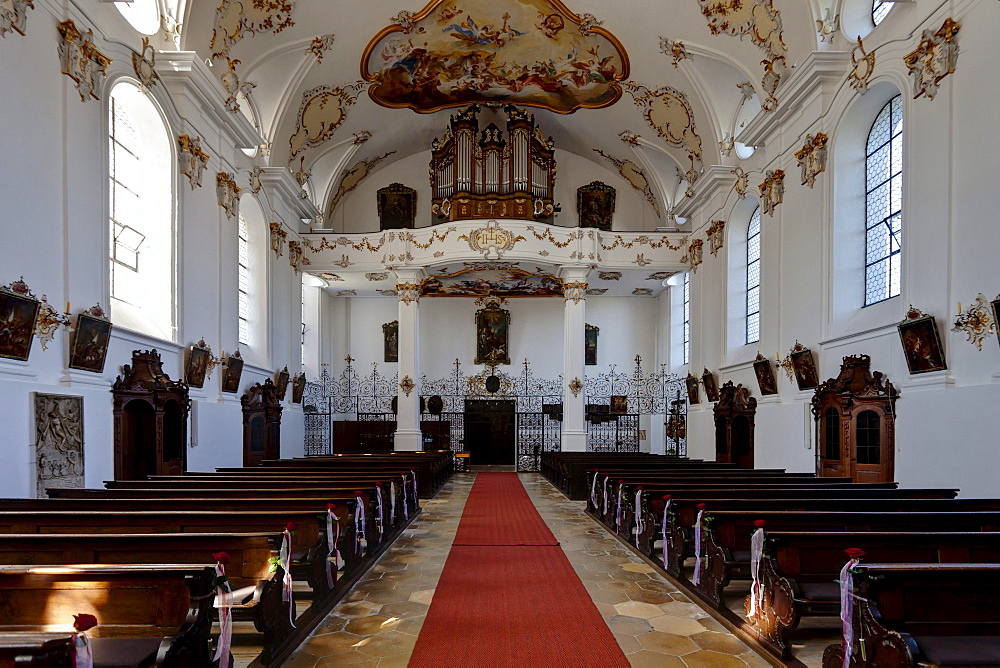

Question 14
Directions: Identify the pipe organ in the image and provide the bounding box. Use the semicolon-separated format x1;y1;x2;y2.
430;104;556;222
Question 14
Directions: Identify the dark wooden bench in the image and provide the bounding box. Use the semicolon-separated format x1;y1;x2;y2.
821;563;1000;667
695;511;1000;609
748;531;1000;659
0;633;74;666
257;453;453;496
0;563;216;667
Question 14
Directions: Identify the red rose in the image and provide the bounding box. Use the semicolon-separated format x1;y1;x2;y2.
73;613;98;632
376;481;383;487
697;503;707;510
754;520;767;529
845;548;866;559
327;503;337;511
662;495;671;501
354;491;362;496
285;522;297;532
211;551;232;565
636;485;643;491
618;479;624;484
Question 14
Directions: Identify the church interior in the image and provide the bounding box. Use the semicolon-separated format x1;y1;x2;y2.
2;0;1000;665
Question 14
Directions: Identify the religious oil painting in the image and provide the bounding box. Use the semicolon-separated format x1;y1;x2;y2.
275;367;291;399
753;357;779;396
422;266;562;298
33;393;84;498
610;395;628;414
577;181;616;231
383;320;399;362
0;290;40;361
475;300;511;365
362;0;629;113
292;373;307;404
701;369;719;402
68;312;112;373
685;374;700;404
790;347;819;390
185;343;211;388
585;323;598;365
898;315;947;374
377;183;417;230
221;353;244;394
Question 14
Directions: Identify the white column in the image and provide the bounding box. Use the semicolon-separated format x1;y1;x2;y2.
560;266;590;451
393;268;423;451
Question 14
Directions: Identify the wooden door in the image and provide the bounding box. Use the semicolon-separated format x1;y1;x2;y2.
850;408;893;483
464;400;516;465
817;405;847;478
731;416;754;469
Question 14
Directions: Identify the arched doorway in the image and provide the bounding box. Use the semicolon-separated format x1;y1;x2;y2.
242;379;282;466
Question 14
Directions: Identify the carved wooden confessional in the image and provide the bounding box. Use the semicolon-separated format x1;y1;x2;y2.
112;349;190;480
713;381;757;469
241;379;283;466
430;104;556;222
812;354;898;483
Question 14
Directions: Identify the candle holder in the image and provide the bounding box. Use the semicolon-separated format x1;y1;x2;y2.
952;293;995;351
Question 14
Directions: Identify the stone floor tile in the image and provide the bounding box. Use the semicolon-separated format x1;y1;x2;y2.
636;631;698;655
648;614;711;636
614;600;670;619
682;649;752;667
628;650;687;667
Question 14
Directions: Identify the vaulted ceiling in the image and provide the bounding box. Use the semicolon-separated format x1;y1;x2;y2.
181;0;828;222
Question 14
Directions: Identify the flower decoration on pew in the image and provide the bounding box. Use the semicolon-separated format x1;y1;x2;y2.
285;522;297;533
844;547;866;559
754;519;767;529
662;494;671;501
73;613;98;632
327;503;337;511
212;551;232;565
697;503;707;510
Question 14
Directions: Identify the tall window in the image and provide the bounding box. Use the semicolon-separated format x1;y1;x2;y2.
872;0;892;26
864;95;903;306
682;272;690;365
109;81;173;340
746;207;761;344
238;213;250;345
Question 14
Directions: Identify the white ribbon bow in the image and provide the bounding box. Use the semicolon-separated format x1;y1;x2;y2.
748;528;766;616
634;490;645;539
390;480;397;525
280;529;297;628
355;496;367;554
840;558;861;668
661;499;672;569
72;633;93;668
326;508;342;590
693;509;705;586
602;477;609;517
213;562;233;664
615;485;624;533
590;473;599;509
375;486;385;543
402;476;410;520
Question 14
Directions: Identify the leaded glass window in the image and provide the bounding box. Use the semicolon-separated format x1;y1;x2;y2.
683;272;690;365
238;213;250;345
746;207;761;344
856;410;881;464
865;95;903;306
872;0;892;26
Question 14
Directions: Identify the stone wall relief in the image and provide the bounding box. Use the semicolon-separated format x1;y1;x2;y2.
758;169;785;216
904;18;960;100
216;172;241;218
1;0;34;37
178;135;210;189
57;20;112;102
794;132;829;188
33;393;84;498
288;82;367;159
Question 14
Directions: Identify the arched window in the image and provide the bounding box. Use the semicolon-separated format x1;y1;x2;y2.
864;95;903;306
238;212;250;345
745;207;761;344
871;0;892;26
109;81;174;340
682;272;691;365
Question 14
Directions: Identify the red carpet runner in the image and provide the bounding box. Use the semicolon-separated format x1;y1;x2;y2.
408;473;628;667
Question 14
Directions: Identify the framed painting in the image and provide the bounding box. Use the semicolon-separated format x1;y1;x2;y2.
577;181;616;231
991;297;1000;348
585;324;598;365
221;353;243;394
377;183;416;230
0;289;40;361
790;347;820;390
68;312;112;373
185;342;211;388
610;395;628;415
475;300;510;365
685;374;700;404
701;369;719;402
897;310;947;374
383;320;399;363
291;373;307;404
274;367;291;400
753;357;779;396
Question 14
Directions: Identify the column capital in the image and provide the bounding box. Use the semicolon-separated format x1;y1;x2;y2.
558;265;591;282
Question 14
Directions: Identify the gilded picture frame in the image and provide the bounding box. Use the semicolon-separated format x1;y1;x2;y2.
383;320;399;363
274;367;291;399
291;373;307;404
185;343;211;388
610;395;628;415
68;312;112;373
991;297;1000;348
577;181;616;231
221;354;244;394
701;369;719;402
897;315;947;374
0;290;40;361
377;183;416;230
585;324;598;365
475;301;510;365
753;358;779;396
685;374;700;404
790;347;820;390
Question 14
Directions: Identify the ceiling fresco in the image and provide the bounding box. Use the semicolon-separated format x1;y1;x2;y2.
361;0;629;113
420;266;563;297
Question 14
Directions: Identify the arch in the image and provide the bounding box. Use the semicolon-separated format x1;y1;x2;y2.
725;196;764;360
238;193;269;362
863;94;903;306
107;80;176;341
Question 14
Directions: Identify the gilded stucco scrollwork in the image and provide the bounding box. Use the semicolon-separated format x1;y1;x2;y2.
758;169;784;216
732;166;750;198
366;273;389;281
1;0;34;37
659;37;692;68
288;240;309;272
816;9;839;44
696;0;787;111
396;283;420;304
794;133;828;188
288;82;367;159
621;82;703;183
687;238;704;272
269;222;287;257
849;37;876;93
178;135;210;189
634;254;651;267
248;166;263;194
563;281;588;303
216;172;241;218
568;377;584;398
219;56;255;113
459;220;526;260
593;149;661;217
398;227;458;249
307;33;336;63
34;296;70;351
632;288;653;296
904;18;960;101
526;226;580;248
311;234;387;253
597;233;681;252
57;20;112;102
210;0;296;60
400;375;415;397
706;220;725;256
952;294;995;351
326;150;395;217
132;37;159;89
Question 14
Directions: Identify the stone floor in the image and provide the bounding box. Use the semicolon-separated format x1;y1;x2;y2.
285;473;772;667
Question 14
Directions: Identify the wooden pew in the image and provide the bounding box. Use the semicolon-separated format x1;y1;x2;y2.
0;633;73;666
0;563;216;667
694;510;1000;609
821;563;1000;667
256;453;453;496
748;531;1000;659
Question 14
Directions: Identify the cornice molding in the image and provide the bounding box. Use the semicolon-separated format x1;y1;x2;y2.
673;165;737;219
259;167;321;225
